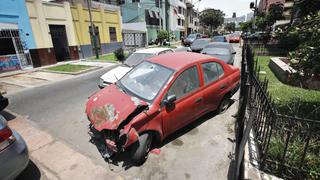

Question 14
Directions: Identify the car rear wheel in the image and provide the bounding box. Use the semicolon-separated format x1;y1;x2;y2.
217;97;230;114
131;133;152;165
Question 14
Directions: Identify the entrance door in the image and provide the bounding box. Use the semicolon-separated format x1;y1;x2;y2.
49;25;70;62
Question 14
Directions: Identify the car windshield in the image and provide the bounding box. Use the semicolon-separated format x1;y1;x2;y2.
193;39;209;45
212;36;225;42
124;53;155;67
188;34;196;39
202;48;230;55
119;61;174;102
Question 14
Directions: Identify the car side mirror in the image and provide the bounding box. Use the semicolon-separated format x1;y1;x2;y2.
163;95;176;106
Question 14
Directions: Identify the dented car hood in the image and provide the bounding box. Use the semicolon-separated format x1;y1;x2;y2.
86;84;147;131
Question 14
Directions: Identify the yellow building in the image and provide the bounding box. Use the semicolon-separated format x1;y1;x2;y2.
71;2;123;58
26;0;79;66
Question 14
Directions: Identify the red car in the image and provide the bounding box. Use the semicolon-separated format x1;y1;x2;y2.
86;52;240;164
228;34;240;43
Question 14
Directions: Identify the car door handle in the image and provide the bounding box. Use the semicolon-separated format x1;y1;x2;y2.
220;84;226;90
195;97;203;103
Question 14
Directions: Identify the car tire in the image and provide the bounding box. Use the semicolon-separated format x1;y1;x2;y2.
131;133;152;165
217;97;230;114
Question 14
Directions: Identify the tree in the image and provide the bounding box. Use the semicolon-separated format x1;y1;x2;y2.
255;16;268;31
199;8;225;33
225;22;235;33
239;21;252;32
157;30;169;45
266;3;284;26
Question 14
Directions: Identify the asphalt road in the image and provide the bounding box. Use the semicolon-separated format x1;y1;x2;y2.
7;65;117;164
8;44;242;180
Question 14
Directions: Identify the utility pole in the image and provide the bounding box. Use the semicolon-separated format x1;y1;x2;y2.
87;0;99;59
159;0;162;30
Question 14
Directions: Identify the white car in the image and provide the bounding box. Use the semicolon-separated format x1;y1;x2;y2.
99;48;174;88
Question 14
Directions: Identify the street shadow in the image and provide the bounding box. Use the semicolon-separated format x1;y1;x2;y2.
90;99;236;170
0;110;16;121
15;160;41;180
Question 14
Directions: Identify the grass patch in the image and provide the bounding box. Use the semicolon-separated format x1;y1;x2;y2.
256;56;320;115
45;64;93;73
89;52;129;62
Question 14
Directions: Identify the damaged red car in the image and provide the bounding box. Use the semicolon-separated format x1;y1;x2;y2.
86;52;240;164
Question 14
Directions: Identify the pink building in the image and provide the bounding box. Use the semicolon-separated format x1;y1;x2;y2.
258;0;285;13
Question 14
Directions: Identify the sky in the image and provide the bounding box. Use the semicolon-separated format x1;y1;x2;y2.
197;0;256;18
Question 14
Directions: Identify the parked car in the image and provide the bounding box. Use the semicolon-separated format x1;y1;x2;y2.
190;38;211;52
247;31;268;40
201;42;236;65
99;48;174;88
86;52;240;164
228;34;240;43
183;33;201;46
0;93;29;180
211;36;227;42
174;47;192;52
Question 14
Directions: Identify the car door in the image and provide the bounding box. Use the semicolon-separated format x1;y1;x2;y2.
200;61;226;110
161;65;205;137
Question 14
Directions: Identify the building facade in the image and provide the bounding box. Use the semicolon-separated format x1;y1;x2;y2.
26;0;79;67
185;0;199;36
121;0;166;43
0;0;35;72
258;0;285;13
167;0;186;40
224;15;246;28
71;2;123;58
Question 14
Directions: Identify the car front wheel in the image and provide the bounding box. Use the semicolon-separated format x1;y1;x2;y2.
131;133;152;165
217;97;230;114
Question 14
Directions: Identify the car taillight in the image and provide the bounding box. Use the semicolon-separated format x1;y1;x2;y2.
0;127;12;143
0;127;15;151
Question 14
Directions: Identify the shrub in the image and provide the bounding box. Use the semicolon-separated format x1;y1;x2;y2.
113;48;125;62
157;30;169;45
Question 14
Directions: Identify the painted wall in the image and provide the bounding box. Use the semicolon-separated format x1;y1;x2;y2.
71;3;122;57
71;3;122;46
0;0;36;49
121;0;166;41
26;0;77;49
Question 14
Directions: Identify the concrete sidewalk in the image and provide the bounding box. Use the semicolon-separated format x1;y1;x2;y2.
0;60;115;95
8;111;118;180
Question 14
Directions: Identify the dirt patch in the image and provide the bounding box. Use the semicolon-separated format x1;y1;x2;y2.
188;128;199;135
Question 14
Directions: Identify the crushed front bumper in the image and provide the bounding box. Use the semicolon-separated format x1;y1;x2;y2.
88;124;139;159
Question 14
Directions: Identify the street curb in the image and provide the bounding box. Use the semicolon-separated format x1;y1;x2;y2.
41;66;102;75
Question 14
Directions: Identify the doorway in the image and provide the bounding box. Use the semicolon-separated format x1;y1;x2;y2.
49;25;70;62
0;29;33;72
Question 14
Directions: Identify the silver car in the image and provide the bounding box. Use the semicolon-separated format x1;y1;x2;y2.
0;113;29;180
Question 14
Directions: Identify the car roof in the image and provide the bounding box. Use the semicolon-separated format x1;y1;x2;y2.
135;47;172;54
147;52;213;70
204;42;235;52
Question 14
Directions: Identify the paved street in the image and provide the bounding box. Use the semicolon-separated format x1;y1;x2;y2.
5;44;242;180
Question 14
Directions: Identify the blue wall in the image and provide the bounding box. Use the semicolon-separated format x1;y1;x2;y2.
0;0;36;49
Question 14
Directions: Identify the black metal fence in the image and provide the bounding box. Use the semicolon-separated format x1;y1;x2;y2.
237;43;320;179
244;38;290;57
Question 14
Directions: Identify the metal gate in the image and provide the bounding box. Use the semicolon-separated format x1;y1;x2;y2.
0;29;33;70
123;33;146;48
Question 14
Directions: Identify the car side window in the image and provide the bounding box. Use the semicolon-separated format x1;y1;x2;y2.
201;62;224;85
167;66;200;100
